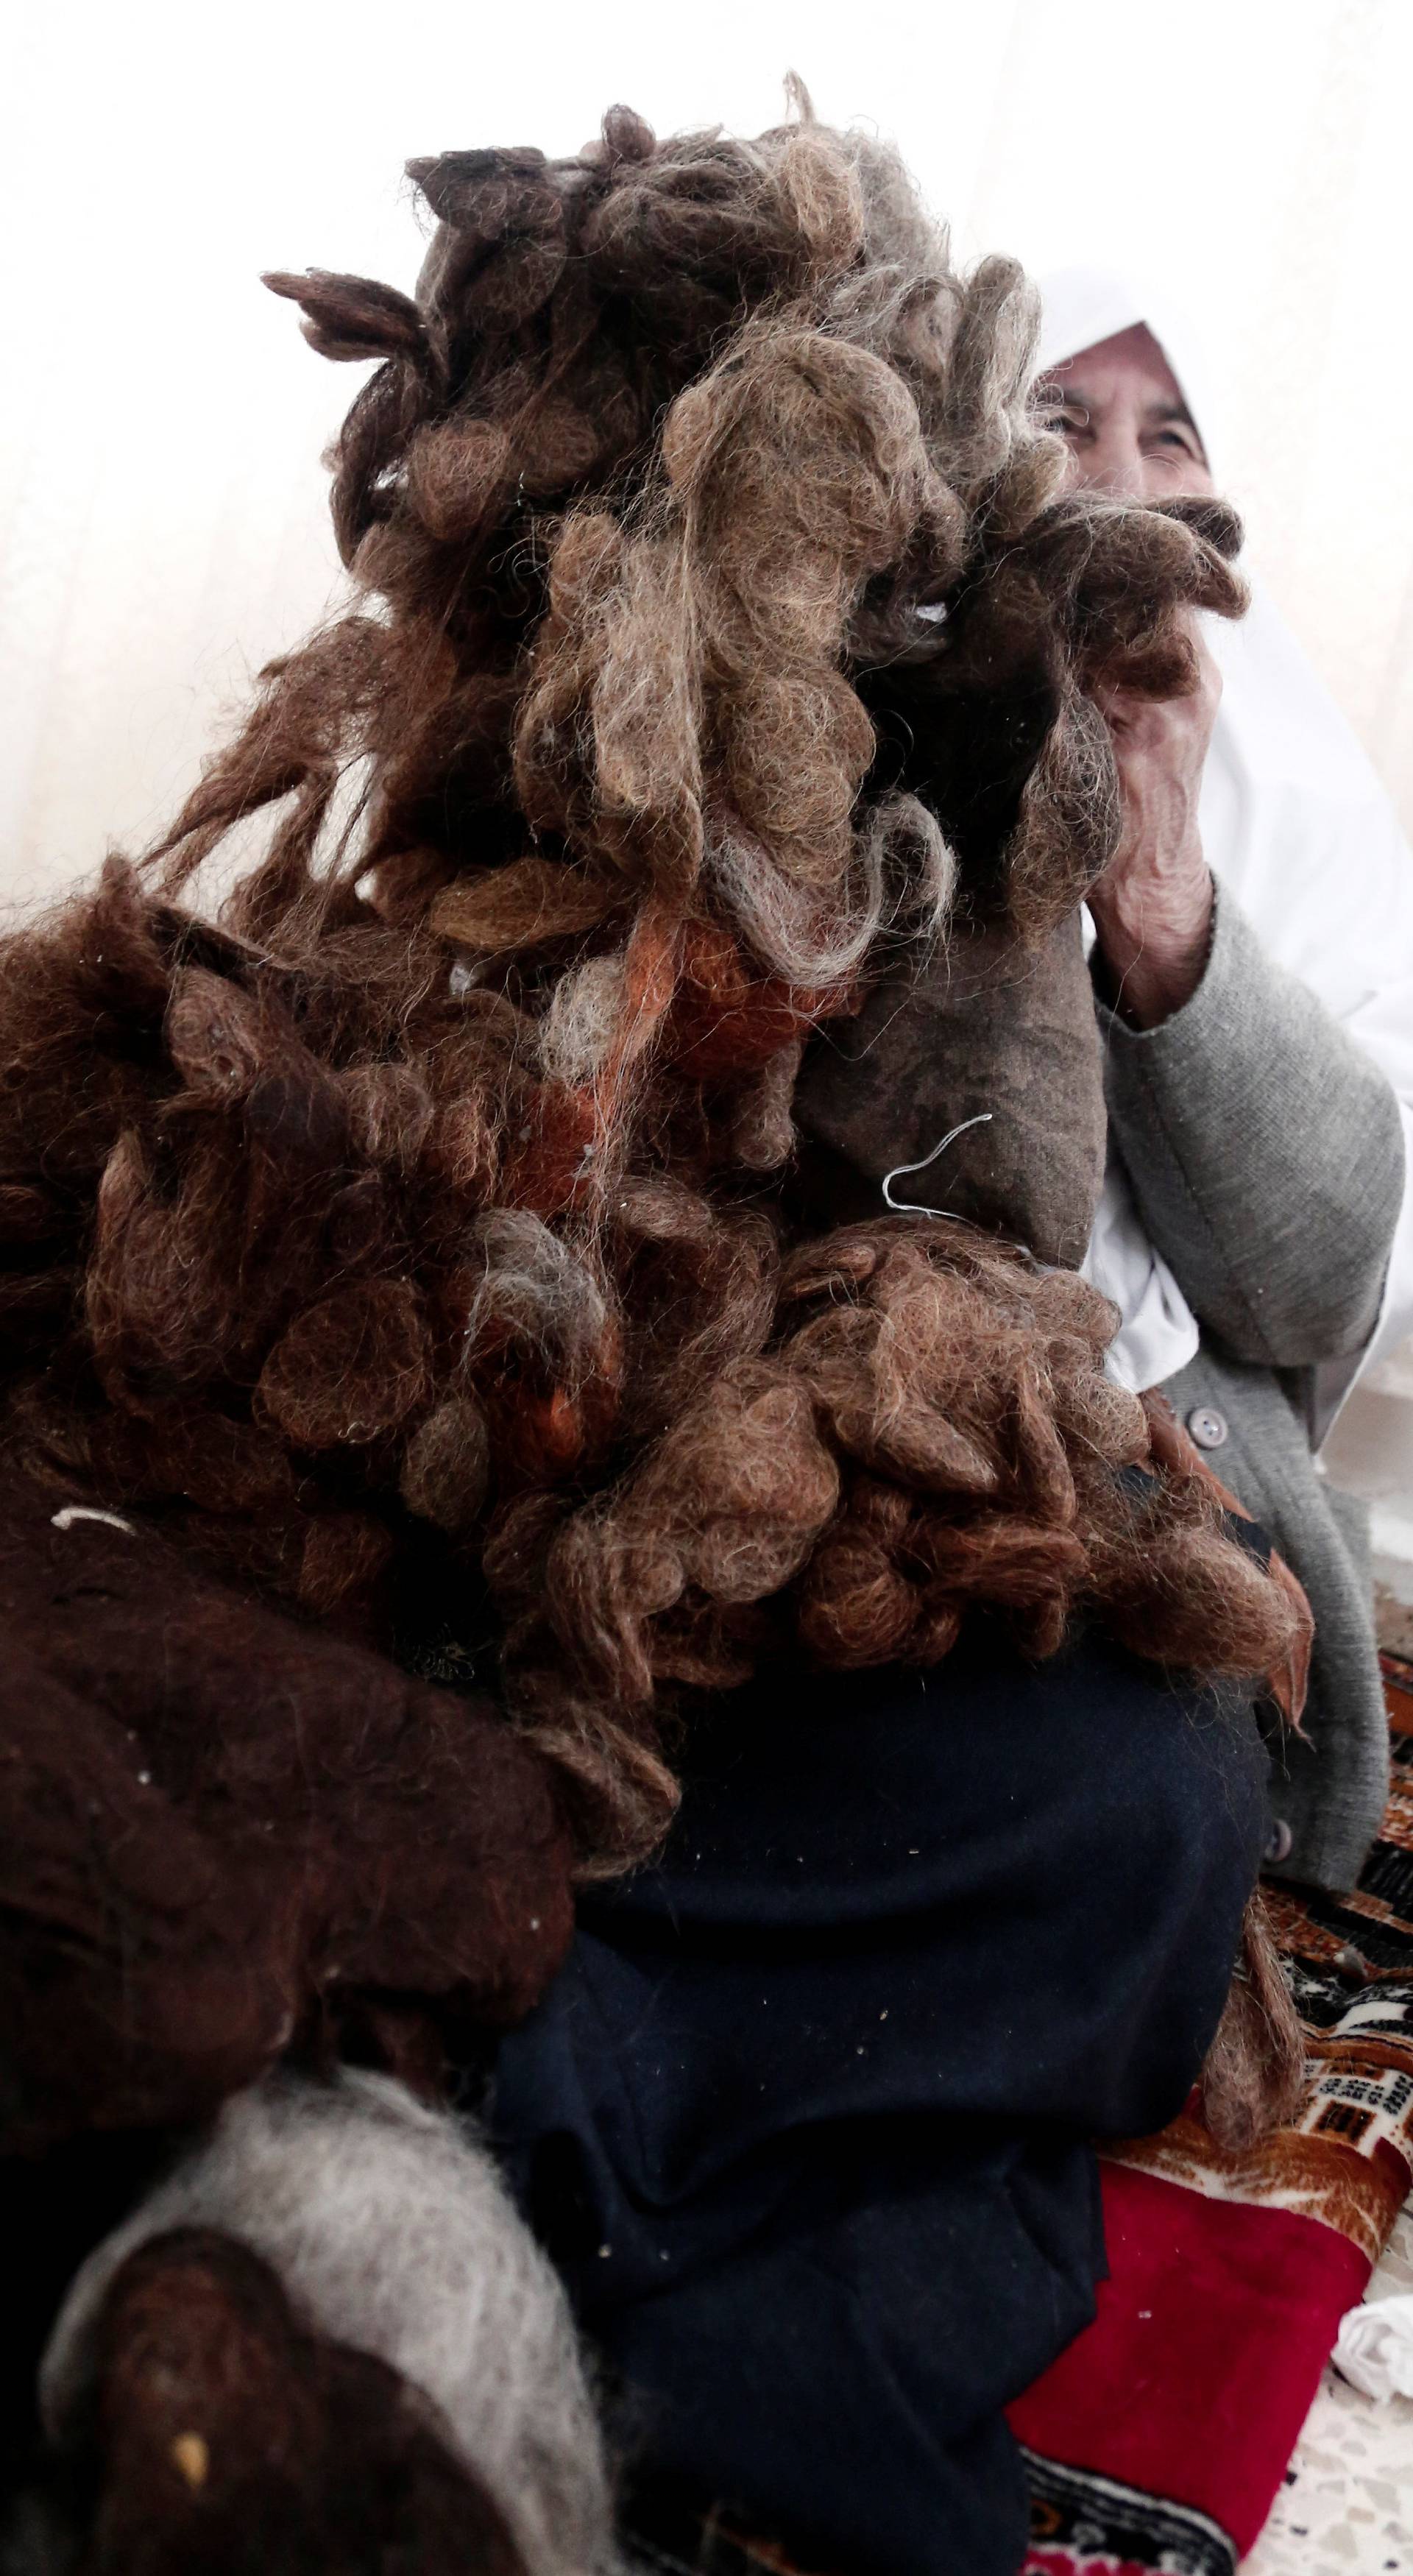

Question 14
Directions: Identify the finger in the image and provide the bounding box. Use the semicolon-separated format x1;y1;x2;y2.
1090;679;1141;725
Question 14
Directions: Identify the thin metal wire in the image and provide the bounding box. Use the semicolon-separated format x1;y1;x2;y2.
882;1111;994;1220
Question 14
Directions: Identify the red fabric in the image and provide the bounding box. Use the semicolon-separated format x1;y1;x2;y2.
1007;2162;1370;2557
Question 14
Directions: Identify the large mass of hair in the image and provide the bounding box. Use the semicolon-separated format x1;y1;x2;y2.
0;97;1300;1869
43;2071;616;2576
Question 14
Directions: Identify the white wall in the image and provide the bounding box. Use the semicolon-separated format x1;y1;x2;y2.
4;0;1412;907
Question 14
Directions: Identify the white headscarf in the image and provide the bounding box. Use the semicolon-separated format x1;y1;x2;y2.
1041;269;1413;1426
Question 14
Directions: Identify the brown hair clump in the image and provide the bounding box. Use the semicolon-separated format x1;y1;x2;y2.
0;102;1295;1870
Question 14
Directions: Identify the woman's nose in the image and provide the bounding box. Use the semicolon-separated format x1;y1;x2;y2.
1082;430;1145;498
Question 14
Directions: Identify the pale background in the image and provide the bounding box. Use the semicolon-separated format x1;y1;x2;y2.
1;0;1411;1556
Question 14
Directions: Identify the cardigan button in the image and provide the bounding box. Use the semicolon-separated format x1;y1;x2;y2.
1186;1404;1229;1450
1265;1818;1294;1866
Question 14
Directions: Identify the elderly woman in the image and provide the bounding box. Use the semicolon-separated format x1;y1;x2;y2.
1039;273;1413;1893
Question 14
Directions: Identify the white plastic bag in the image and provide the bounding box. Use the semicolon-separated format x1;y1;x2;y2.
1331;2293;1413;2402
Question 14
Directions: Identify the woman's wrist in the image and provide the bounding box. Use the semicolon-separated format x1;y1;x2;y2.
1089;851;1215;1030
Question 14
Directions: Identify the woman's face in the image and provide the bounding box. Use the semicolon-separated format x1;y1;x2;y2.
1041;322;1214;501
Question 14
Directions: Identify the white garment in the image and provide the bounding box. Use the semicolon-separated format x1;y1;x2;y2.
1038;271;1413;1419
1080;1131;1198;1396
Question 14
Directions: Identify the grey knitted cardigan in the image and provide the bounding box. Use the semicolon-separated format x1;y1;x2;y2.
1098;884;1406;1893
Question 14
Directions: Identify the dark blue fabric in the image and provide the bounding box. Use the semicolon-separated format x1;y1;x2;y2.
495;1628;1267;2576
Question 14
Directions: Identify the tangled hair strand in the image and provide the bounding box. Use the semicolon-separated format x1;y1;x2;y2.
0;102;1295;1873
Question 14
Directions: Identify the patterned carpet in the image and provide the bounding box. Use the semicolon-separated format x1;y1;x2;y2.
1241;1652;1413;2576
1242;2202;1412;2573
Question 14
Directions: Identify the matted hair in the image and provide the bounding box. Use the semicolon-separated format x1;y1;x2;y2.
0;100;1299;1869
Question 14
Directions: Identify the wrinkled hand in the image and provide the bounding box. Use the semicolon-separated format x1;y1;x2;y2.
1087;617;1220;1029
